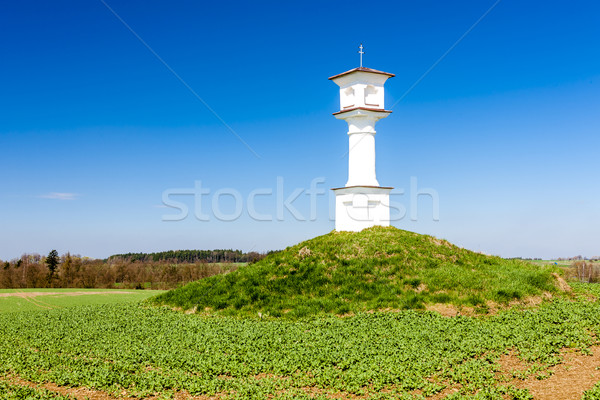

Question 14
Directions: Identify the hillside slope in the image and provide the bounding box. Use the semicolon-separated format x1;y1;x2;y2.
151;226;560;318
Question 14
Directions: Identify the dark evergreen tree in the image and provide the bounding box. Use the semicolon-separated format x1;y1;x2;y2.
46;250;59;278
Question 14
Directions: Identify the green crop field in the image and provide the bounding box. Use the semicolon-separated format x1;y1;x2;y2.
0;283;600;399
0;289;165;313
528;260;576;267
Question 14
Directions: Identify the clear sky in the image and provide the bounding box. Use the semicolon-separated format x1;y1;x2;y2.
1;1;599;260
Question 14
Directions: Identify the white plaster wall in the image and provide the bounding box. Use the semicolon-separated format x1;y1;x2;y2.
364;85;382;108
339;83;386;110
334;187;391;231
333;71;390;110
347;132;378;187
334;109;389;187
341;86;355;109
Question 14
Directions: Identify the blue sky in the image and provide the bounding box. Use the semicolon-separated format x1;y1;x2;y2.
1;0;599;260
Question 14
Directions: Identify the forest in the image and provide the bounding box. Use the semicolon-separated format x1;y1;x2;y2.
108;249;266;263
0;249;269;289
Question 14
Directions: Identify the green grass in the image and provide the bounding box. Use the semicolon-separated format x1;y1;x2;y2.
2;292;600;399
583;382;600;400
151;226;560;318
0;289;165;313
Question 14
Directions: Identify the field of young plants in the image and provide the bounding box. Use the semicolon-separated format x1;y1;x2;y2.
0;289;163;313
1;283;600;399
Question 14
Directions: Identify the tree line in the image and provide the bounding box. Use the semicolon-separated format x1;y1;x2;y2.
0;249;270;289
107;249;265;263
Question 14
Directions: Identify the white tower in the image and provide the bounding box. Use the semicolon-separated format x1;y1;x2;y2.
330;48;394;231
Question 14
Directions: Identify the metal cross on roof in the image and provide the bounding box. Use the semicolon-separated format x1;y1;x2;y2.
358;44;364;68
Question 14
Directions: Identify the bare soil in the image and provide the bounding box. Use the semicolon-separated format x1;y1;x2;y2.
498;345;600;399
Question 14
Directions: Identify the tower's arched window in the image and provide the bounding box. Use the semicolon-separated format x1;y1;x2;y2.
341;87;355;109
364;85;379;107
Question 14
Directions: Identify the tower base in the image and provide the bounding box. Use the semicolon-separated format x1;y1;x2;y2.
332;186;392;232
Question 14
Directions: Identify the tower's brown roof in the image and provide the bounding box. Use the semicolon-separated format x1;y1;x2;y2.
332;106;392;116
328;67;395;80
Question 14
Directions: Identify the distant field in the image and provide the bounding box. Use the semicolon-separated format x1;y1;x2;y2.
0;288;164;313
528;260;574;267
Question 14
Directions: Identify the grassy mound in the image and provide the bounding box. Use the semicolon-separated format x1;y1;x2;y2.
151;226;560;318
